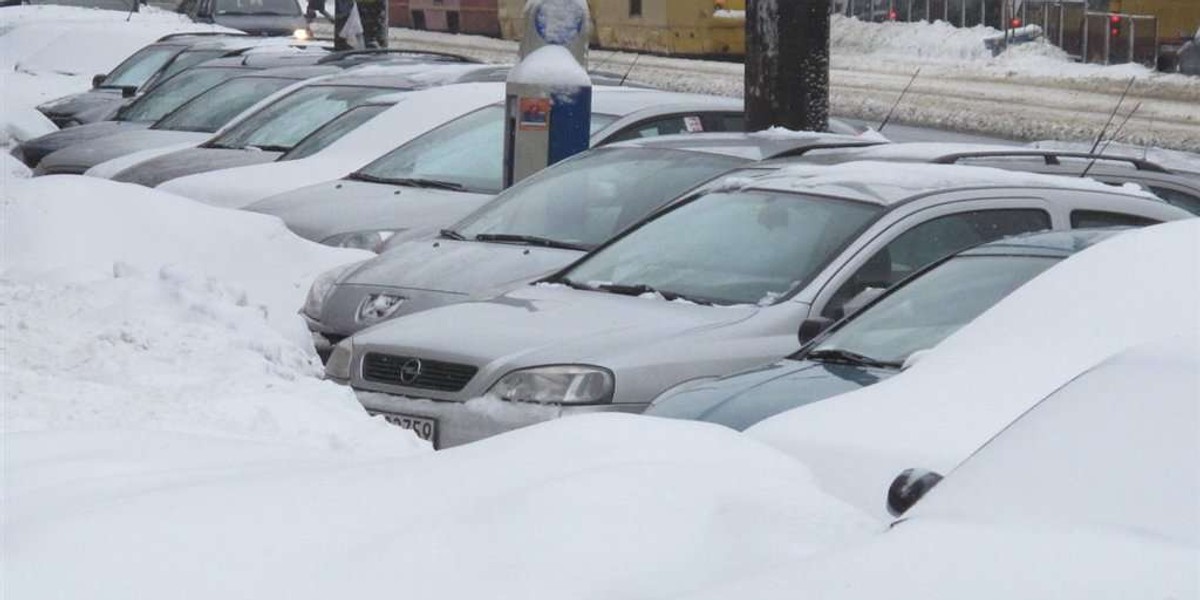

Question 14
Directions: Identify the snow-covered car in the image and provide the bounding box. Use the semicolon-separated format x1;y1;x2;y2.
105;63;519;187
178;0;309;39
744;218;1198;521
35;32;267;128
688;334;1198;600
298;131;882;356
645;228;1123;430
328;161;1190;448
247;88;755;245
15;45;334;168
801;142;1200;214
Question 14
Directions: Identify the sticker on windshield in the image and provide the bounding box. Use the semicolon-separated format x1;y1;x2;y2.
519;97;551;131
684;116;704;133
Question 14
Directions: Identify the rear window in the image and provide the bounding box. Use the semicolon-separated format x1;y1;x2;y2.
1070;210;1160;229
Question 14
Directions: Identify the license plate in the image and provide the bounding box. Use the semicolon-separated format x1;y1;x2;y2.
375;412;437;443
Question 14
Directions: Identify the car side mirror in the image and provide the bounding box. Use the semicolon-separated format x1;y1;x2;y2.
120;86;138;98
887;468;943;517
797;317;833;346
92;73;107;88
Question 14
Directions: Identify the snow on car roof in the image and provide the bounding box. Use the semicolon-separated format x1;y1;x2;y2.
744;160;1159;205
608;131;879;161
589;86;743;114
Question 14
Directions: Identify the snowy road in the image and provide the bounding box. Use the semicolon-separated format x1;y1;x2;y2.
337;25;1200;152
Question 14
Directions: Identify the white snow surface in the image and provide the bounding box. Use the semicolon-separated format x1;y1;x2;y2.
5;414;880;599
158;82;506;208
747;219;1200;520
0;6;234;148
508;44;590;87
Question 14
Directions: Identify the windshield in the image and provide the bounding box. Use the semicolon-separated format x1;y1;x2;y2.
564;191;882;305
280;103;391;160
153;76;295;133
456;147;746;249
153;49;233;84
117;67;245;123
208;85;393;151
101;45;181;90
216;0;301;15
808;255;1059;365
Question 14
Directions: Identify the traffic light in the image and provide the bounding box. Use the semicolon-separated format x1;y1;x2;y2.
1110;14;1122;38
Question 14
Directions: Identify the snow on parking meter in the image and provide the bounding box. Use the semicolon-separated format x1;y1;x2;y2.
503;0;592;188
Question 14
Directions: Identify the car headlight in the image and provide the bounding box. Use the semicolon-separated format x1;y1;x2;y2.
293;28;311;40
487;365;614;405
321;230;400;253
325;338;355;381
303;262;359;319
356;292;407;325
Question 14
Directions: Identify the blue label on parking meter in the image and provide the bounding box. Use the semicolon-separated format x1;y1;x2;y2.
534;0;586;44
547;88;591;167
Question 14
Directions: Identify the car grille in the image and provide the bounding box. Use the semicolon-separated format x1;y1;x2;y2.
362;352;477;393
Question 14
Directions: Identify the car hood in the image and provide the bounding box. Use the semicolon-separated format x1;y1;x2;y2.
214;13;307;36
354;284;763;371
646;359;895;431
246;179;493;243
344;237;582;297
36;89;123;121
113;147;281;188
33;129;209;175
17;120;148;167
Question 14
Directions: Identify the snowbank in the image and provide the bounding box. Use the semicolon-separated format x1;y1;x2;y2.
747;219;1200;520
5;414;880;598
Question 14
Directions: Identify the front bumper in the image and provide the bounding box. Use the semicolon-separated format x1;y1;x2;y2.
356;391;646;449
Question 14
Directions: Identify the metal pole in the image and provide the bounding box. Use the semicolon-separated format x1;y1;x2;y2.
1104;14;1110;65
745;0;831;132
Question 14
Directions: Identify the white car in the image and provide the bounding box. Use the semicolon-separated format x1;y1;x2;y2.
329;161;1190;448
686;333;1198;600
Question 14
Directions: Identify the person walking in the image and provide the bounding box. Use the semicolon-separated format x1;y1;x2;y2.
306;0;332;23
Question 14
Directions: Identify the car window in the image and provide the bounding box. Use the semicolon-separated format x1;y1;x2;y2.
456;147;747;249
1148;186;1200;215
153;76;296;133
153;49;233;85
101;45;182;90
822;209;1051;319
603;114;706;143
703;112;745;133
207;85;394;151
1070;210;1160;228
564;191;883;306
216;0;301;15
281;103;392;161
117;67;244;123
809;255;1060;365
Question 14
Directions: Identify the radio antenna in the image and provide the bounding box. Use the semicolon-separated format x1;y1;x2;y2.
878;67;920;133
618;53;642;87
1081;101;1142;179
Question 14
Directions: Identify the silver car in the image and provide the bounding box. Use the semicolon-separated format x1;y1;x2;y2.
328;161;1191;448
298;131;883;357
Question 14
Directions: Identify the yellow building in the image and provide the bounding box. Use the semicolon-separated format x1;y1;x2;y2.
500;0;748;57
1107;0;1200;42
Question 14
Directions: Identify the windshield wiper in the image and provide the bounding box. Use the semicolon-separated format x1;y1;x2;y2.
593;282;713;306
346;171;396;184
473;233;587;251
389;177;465;191
439;228;466;241
806;348;901;369
246;144;290;152
556;277;594;291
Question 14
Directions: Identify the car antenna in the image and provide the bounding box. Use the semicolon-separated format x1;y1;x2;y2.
1081;101;1141;179
618;53;642;87
1086;76;1136;157
588;50;621;73
878;67;920;133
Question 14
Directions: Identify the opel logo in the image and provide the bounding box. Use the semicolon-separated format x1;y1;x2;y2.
399;358;423;385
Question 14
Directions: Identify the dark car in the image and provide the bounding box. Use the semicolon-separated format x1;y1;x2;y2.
644;228;1125;430
178;0;309;38
35;33;265;128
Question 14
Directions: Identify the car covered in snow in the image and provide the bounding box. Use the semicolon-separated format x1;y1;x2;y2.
297;131;882;356
326;161;1190;448
104;63;519;187
645;228;1122;430
688;334;1198;600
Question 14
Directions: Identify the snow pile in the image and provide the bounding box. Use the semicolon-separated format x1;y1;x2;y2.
5;414;881;598
831;15;998;62
1;176;420;454
747;219;1200;520
0;5;232;147
3;151;32;180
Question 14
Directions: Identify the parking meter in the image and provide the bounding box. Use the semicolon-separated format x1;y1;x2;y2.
503;0;592;188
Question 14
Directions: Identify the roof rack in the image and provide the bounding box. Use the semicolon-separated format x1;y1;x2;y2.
770;139;889;159
929;150;1169;173
316;48;479;65
156;31;248;42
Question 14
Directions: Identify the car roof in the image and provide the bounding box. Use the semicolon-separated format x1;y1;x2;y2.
800;142;1183;176
589;87;742;116
313;63;504;88
742;160;1162;206
605;131;882;161
229;64;345;80
958;228;1123;259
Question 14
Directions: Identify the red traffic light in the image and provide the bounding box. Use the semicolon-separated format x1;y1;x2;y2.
888;9;898;20
1010;18;1022;27
1110;14;1121;24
